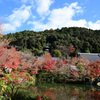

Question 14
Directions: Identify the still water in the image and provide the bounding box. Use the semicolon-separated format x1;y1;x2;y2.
36;83;100;100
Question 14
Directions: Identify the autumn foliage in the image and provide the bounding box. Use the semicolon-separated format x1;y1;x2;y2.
87;61;100;81
0;38;100;100
0;40;21;71
42;54;57;71
0;71;30;84
0;40;100;83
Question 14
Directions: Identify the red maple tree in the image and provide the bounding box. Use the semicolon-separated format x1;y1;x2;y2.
0;40;22;72
87;61;100;81
41;54;57;71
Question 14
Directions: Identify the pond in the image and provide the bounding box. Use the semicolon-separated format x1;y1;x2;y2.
35;83;100;100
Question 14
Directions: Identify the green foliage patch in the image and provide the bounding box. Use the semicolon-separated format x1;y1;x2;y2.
3;27;100;57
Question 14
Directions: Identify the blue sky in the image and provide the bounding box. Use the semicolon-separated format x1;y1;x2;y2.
0;0;100;34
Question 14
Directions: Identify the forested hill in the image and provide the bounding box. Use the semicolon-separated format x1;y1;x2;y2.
3;27;100;58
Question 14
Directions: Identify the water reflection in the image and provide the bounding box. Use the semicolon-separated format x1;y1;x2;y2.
35;83;100;100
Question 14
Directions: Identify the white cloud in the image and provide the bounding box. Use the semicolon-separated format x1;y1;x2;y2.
28;2;100;31
4;1;100;32
47;2;82;26
88;20;100;30
28;2;87;31
4;5;31;32
35;0;54;16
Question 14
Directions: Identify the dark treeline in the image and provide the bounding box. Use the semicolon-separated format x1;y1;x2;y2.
3;27;100;58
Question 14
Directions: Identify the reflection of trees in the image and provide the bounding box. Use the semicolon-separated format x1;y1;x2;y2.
86;89;100;100
35;83;100;100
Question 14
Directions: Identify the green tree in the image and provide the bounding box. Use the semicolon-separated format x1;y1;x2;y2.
85;49;90;53
52;49;62;57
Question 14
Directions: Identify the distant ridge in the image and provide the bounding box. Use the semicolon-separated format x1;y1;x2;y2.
3;27;100;58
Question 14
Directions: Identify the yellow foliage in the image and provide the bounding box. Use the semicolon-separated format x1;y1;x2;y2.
1;85;7;92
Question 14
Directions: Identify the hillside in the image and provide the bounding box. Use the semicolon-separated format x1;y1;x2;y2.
3;27;100;58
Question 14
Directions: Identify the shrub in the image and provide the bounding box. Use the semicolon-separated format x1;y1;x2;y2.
52;50;62;57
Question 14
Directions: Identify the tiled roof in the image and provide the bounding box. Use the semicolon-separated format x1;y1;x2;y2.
37;57;60;60
78;53;100;62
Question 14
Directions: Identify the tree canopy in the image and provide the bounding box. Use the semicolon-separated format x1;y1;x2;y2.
3;27;100;57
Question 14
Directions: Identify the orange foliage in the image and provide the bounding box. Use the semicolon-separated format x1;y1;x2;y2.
71;56;89;66
69;45;75;53
87;61;100;80
42;53;57;70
